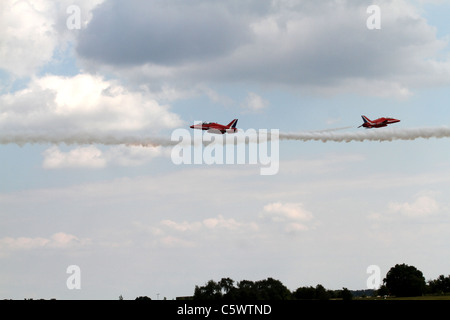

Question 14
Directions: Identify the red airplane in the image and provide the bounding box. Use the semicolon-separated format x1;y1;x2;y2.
190;119;238;134
358;115;400;128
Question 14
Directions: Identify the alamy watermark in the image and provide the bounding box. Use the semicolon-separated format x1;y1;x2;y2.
366;265;381;289
66;5;81;30
66;265;81;290
366;5;381;30
67;4;382;31
171;125;279;176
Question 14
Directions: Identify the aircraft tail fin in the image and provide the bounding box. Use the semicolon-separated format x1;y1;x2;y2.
358;115;371;128
361;115;371;124
227;119;238;128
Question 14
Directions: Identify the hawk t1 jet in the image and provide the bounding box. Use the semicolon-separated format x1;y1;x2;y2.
358;115;400;128
190;119;238;134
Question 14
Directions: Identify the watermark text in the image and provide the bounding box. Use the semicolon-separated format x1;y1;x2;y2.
66;265;81;290
171;126;279;176
366;265;381;289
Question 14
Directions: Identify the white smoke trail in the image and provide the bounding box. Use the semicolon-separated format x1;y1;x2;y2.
278;126;450;143
3;126;450;147
0;133;177;147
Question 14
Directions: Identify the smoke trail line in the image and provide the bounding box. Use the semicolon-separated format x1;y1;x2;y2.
308;126;354;133
0;133;177;147
3;126;450;147
278;126;450;143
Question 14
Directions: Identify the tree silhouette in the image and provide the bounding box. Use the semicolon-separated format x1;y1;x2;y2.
135;296;151;300
193;277;291;300
314;284;330;300
340;287;353;301
293;286;316;299
428;275;450;294
383;263;426;297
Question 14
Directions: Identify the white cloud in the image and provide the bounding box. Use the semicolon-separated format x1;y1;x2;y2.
50;232;86;248
0;73;183;143
388;194;440;218
42;145;165;169
0;0;104;77
0;232;89;252
263;201;313;221
0;236;50;251
160;220;202;233
0;1;57;77
160;215;258;233
203;215;258;231
368;192;442;225
262;201;314;232
145;215;261;248
42;146;106;169
241;92;269;113
105;145;165;167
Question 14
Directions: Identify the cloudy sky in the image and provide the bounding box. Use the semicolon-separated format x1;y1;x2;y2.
1;0;450;299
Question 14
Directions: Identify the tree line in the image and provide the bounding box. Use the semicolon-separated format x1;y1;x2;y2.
188;263;450;300
129;263;449;300
378;263;450;297
193;277;355;301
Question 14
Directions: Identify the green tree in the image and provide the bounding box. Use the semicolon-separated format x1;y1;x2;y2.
340;287;353;301
292;285;331;300
314;284;330;300
135;296;151;300
194;280;222;300
377;284;389;297
428;275;450;294
293;286;316;299
254;278;291;300
219;277;235;295
194;277;291;300
235;280;257;300
383;263;426;297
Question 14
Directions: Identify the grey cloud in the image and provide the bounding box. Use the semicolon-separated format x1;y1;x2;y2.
77;0;253;66
76;0;450;94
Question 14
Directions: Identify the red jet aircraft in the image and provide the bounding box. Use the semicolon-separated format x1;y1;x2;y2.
190;119;238;134
358;115;400;128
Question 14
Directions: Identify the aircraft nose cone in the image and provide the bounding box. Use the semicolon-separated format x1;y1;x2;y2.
190;125;194;128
